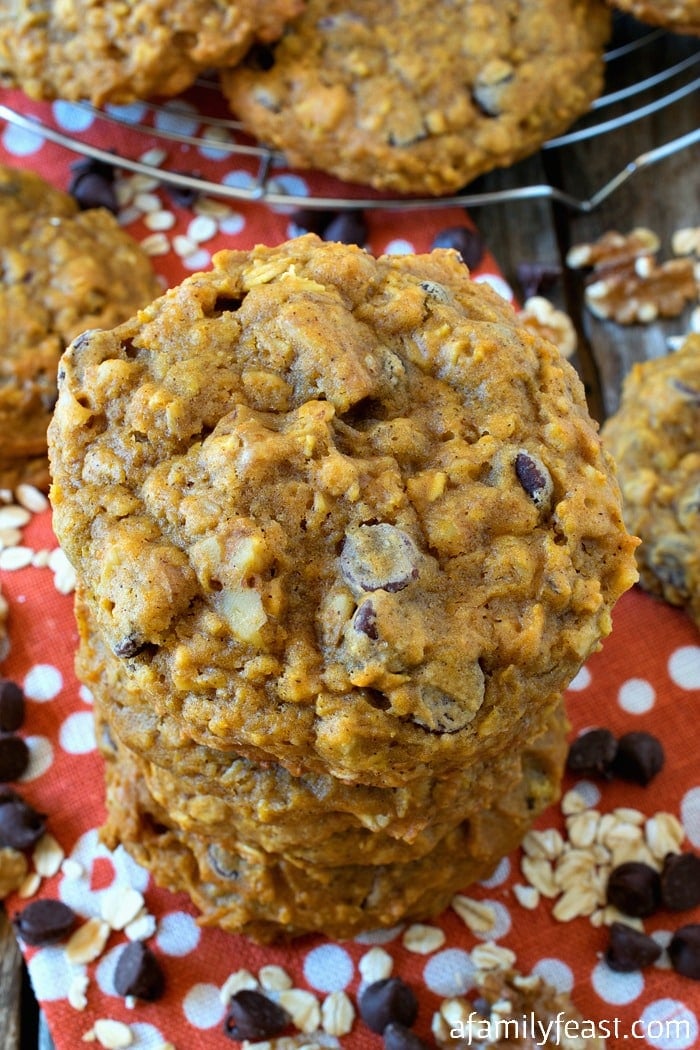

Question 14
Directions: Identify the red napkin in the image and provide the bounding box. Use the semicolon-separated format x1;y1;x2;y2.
1;83;699;1050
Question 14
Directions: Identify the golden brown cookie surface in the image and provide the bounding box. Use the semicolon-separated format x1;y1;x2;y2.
49;235;637;787
607;0;699;34
222;0;611;195
603;334;700;627
0;0;303;105
0;165;160;490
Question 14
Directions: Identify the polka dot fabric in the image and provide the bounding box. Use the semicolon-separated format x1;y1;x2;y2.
1;86;699;1050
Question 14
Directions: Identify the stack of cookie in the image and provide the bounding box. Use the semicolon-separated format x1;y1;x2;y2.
48;236;638;941
0;165;160;491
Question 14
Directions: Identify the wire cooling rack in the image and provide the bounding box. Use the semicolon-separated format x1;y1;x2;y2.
0;15;698;213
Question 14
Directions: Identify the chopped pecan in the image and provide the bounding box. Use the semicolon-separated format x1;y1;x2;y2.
584;256;697;325
566;227;660;273
520;296;577;358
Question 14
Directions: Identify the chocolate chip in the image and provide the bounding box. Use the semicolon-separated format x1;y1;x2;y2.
516;261;562;301
605;921;662;972
359;978;418;1034
606;861;661;918
611;731;665;785
0;735;30;782
113;633;147;658
114;941;165;1000
289;207;335;237
660;853;700;911
322;210;368;247
566;728;617;779
340;524;420;595
13;899;77;946
223;990;290;1041
669;925;700;979
0;798;46;849
70;171;118;213
163;175;201;210
354;601;378;639
514;450;553;508
430;226;485;270
0;680;24;732
384;1022;431;1050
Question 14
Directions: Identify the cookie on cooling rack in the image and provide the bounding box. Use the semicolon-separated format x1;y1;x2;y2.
0;0;303;105
603;334;700;628
221;0;612;196
48;234;637;789
0;164;160;491
606;1;699;35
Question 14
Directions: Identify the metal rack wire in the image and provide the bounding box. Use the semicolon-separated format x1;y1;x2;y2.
0;16;698;213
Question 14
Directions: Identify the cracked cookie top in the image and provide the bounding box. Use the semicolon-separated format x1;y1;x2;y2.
49;235;637;786
222;0;611;196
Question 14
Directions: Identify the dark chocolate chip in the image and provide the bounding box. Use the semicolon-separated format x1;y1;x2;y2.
223;989;290;1041
516;262;562;301
0;786;21;806
0;735;30;782
359;978;418;1034
606;861;661;918
13;899;77;946
604;921;662;972
0;680;24;732
566;728;618;779
354;601;378;640
514;451;552;508
113;634;147;658
0;798;46;849
669;925;700;979
340;524;420;595
322;210;368;247
289;207;334;237
114;941;165;1000
163;175;200;210
384;1022;431;1050
660;853;700;912
611;731;665;786
70;171;118;214
247;44;276;71
430;226;485;270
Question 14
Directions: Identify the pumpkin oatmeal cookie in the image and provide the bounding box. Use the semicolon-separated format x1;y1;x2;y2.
221;0;611;196
606;0;699;35
0;0;304;106
603;334;700;628
49;235;637;787
0;165;160;490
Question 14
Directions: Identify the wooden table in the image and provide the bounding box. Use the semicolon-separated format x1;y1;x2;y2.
0;14;697;1049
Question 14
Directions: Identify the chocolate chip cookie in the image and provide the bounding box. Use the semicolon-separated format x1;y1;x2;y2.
49;234;637;788
607;0;699;35
221;0;611;195
603;334;700;628
0;0;303;105
0;165;160;490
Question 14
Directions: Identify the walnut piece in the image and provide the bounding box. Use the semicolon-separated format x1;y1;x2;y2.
566;227;660;272
520;295;577;357
584;256;697;324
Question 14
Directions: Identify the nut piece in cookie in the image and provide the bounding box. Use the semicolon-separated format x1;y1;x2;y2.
603;333;700;627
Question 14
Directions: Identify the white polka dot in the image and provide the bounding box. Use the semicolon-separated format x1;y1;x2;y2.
479;857;510;888
668;646;700;689
570;779;601;807
473;273;514;302
303;944;354;992
471;901;511;941
182;249;211;272
105;101;148;123
354;924;403;945
60;831;150;918
222;169;258;191
129;1022;171;1049
267;174;310;205
154;100;200;137
27;946;78;1000
651;930;674;969
52;100;94;132
19;735;53;781
59;711;96;754
591;960;643;1004
182;983;226;1029
618;677;656;714
384;239;415;256
95;944;122;996
2;121;45;155
197;128;233;161
78;684;94;705
156;911;201;956
680;787;700;847
24;664;63;701
532;958;573;993
638;1000;698;1049
219;213;246;236
567;666;591;692
423;949;475;997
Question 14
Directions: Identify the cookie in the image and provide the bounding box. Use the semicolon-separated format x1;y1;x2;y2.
49;235;637;788
606;0;700;35
221;0;611;196
99;703;566;941
0;0;303;106
0;165;160;490
602;334;700;627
